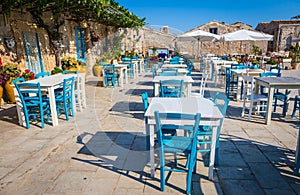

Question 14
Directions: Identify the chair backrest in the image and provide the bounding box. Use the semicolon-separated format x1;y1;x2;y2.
154;111;201;153
159;68;178;76
103;64;116;75
199;73;208;97
152;65;157;78
14;82;43;118
269;66;281;75
242;75;256;100
259;72;281;94
159;79;184;98
214;92;230;116
35;72;50;79
212;92;230;148
231;64;249;69
62;77;75;100
12;77;25;85
141;92;149;113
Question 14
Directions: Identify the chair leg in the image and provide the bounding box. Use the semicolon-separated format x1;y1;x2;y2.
292;97;299;118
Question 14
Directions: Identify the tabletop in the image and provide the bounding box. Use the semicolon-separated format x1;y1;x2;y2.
152;75;194;83
255;77;300;87
145;97;223;120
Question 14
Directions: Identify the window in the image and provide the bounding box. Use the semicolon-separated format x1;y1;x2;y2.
23;32;44;73
75;26;86;63
209;28;218;34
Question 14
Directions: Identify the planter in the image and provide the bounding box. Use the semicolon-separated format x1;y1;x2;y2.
93;66;103;77
78;65;87;73
292;63;300;70
3;77;15;103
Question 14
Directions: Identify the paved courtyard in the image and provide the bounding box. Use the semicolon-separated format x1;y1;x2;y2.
0;67;300;194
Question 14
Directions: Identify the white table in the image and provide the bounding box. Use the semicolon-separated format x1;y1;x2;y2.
152;76;194;97
231;69;264;100
162;64;187;69
15;74;77;127
114;64;128;87
254;77;300;124
144;97;223;180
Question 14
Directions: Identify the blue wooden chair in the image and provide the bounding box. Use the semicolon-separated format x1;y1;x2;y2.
260;72;289;117
295;125;300;174
62;70;78;74
14;82;51;129
55;77;75;121
103;65;119;87
154;111;201;194
159;79;184;98
291;94;300;118
197;92;229;166
225;67;238;98
127;63;134;79
151;65;157;78
187;60;194;76
35;71;50;79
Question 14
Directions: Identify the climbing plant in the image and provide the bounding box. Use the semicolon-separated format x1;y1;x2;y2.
0;0;145;44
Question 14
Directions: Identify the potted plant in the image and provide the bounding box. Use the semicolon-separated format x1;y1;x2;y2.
51;67;63;75
0;63;21;104
21;69;35;81
61;56;78;70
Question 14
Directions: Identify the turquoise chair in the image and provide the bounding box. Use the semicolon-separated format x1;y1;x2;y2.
103;65;119;87
35;71;50;79
196;92;229;166
154;111;201;194
127;63;134;79
14;82;51;129
159;79;184;98
295;125;300;174
55;77;75;121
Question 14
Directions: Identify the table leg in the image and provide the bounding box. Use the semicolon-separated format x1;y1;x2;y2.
208;125;217;180
187;83;192;97
119;68;124;88
265;87;274;125
154;83;159;97
48;87;59;126
295;128;300;174
236;75;242;101
146;121;155;177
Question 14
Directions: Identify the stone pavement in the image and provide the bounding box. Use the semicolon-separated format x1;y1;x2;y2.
0;67;299;194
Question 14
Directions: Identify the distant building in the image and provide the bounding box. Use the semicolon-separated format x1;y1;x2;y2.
177;20;265;56
256;20;300;51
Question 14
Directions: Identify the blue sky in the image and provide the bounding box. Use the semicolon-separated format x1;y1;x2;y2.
117;0;300;33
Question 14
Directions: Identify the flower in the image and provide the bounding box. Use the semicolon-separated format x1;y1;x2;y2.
90;32;101;42
22;69;35;81
0;63;21;85
61;56;78;70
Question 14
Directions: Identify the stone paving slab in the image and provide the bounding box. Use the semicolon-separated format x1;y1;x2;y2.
0;68;300;194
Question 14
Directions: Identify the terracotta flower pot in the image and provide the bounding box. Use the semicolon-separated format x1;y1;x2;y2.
3;77;15;103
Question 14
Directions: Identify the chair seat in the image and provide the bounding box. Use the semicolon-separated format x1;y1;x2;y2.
244;94;268;101
163;136;192;153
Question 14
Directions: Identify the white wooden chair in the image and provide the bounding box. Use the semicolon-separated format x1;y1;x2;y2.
191;73;208;98
241;75;268;121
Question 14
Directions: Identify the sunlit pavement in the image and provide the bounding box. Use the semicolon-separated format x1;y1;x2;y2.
0;67;299;194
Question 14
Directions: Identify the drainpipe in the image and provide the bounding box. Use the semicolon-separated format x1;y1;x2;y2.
277;24;282;51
